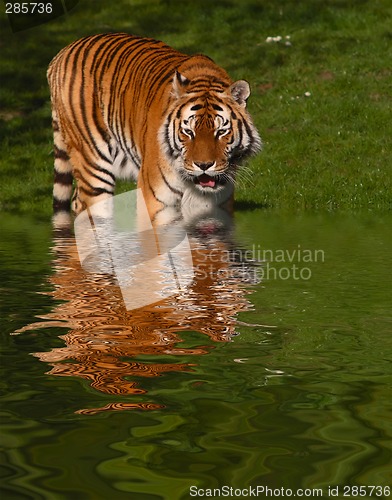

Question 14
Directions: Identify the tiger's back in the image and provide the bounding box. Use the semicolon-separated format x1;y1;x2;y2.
48;33;261;220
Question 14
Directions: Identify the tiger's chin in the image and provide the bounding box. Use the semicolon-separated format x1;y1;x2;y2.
180;173;234;213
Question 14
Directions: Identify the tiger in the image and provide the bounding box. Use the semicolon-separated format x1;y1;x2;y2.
47;33;262;221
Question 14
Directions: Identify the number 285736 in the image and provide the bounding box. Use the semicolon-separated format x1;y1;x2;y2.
5;3;53;14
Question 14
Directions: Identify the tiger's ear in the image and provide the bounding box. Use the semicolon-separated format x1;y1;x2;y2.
172;71;190;98
230;80;250;107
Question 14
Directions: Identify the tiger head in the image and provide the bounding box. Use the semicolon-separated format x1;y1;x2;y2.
160;71;262;200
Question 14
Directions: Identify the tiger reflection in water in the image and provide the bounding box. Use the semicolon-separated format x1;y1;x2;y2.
18;202;261;414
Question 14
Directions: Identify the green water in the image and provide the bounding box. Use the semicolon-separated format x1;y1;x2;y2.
1;210;391;499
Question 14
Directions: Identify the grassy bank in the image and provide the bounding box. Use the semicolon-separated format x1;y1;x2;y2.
0;0;391;216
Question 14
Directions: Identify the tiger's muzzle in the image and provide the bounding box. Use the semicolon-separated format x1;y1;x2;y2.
188;161;231;191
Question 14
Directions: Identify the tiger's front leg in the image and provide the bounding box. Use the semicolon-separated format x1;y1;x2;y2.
136;176;166;223
137;157;182;224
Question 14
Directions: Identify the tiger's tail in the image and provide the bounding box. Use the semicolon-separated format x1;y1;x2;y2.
51;109;73;214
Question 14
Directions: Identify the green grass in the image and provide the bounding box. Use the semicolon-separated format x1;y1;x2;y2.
0;0;391;216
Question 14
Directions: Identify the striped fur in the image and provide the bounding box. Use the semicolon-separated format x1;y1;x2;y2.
47;33;262;218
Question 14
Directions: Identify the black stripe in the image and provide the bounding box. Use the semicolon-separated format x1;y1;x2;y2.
171;120;179;155
54;171;73;185
242;117;255;141
78;185;113;197
189;86;225;94
212;104;223;111
93;163;116;182
159;166;183;197
53;198;71;212
54;145;69;161
146;181;165;205
162;121;175;157
151;207;183;225
143;162;166;206
83;165;115;187
120;156;128;169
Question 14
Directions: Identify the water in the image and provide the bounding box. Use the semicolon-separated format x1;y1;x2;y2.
1;209;391;499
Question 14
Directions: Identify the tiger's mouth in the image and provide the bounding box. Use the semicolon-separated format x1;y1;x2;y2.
193;173;227;190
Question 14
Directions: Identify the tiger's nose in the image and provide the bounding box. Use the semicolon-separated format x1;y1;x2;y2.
194;161;216;171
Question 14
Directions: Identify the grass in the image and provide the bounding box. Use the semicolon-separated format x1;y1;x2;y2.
0;0;391;216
